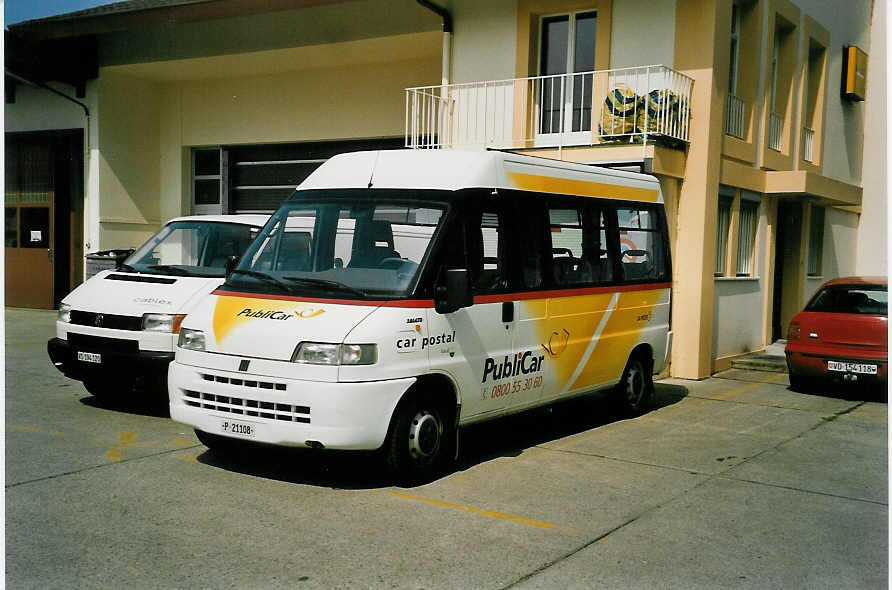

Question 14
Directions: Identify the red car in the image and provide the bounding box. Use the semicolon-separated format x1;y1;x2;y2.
785;276;888;393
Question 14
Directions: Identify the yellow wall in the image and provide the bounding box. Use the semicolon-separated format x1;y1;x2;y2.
96;72;163;249
94;54;439;249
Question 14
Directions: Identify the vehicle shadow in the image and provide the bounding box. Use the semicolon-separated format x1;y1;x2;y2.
789;381;888;403
193;381;689;490
78;393;171;418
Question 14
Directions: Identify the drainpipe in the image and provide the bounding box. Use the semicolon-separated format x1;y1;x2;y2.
416;0;453;87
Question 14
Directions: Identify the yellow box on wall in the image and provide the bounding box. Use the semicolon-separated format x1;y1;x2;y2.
841;45;867;101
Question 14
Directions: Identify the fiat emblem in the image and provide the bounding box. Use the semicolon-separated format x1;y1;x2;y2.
94;314;104;327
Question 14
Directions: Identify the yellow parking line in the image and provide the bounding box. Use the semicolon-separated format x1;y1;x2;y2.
106;430;155;462
390;491;556;530
8;424;39;433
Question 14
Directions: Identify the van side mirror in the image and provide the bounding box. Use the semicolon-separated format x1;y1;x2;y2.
225;255;240;279
435;268;473;314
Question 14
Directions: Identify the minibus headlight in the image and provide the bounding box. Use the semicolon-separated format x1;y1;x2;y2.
292;343;377;365
58;304;72;324
143;313;186;333
178;328;206;351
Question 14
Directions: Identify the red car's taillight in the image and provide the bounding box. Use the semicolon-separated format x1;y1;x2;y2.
788;321;801;341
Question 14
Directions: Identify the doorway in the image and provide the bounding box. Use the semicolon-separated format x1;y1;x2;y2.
5;130;84;309
772;200;802;341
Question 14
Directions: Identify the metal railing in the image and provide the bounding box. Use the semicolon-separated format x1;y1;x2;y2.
724;94;745;139
405;65;693;150
802;126;815;162
768;112;783;152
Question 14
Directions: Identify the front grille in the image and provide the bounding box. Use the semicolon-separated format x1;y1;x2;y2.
201;373;287;390
184;390;311;423
105;274;177;285
70;310;142;331
68;333;139;354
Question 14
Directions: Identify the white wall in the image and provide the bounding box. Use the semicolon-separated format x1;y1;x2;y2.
611;0;676;69
856;0;887;276
797;0;873;185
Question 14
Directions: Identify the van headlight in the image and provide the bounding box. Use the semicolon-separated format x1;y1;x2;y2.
178;328;206;351
291;342;377;365
58;304;72;323
143;313;186;333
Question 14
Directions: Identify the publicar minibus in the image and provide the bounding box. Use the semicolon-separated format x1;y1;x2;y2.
168;150;672;479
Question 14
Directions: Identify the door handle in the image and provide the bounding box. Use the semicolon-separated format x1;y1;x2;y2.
502;301;514;323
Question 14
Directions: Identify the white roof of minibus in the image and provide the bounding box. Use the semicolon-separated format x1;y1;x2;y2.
297;149;662;203
166;214;269;227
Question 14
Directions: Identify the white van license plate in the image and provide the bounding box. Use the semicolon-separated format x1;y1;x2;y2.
828;361;878;374
77;351;101;364
220;419;255;438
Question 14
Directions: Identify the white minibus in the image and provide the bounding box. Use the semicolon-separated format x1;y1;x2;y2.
168;150;672;479
49;215;268;402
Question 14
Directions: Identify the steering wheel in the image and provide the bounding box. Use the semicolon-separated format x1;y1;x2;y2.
379;257;409;269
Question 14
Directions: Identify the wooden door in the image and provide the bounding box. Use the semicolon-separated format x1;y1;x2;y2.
5;137;55;309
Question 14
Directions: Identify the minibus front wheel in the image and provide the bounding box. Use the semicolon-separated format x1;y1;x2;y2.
384;392;453;482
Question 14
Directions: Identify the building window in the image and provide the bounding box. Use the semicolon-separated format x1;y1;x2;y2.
715;189;733;275
191;148;224;215
807;206;825;276
538;11;597;134
736;194;759;276
729;4;741;96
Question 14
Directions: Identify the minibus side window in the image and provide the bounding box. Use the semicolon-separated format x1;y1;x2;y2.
617;204;666;282
548;206;590;287
589;205;615;283
469;209;507;293
511;200;547;290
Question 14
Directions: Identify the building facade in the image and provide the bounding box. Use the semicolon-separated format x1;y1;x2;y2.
5;0;884;379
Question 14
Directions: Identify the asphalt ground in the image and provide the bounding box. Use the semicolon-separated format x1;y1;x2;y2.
5;307;888;589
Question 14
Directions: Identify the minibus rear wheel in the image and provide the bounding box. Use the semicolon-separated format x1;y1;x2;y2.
385;393;451;483
616;351;654;415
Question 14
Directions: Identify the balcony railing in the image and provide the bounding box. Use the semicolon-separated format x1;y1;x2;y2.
725;94;745;139
768;112;783;152
405;65;693;151
802;126;815;162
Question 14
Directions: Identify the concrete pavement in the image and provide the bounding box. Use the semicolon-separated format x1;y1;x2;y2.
5;307;887;589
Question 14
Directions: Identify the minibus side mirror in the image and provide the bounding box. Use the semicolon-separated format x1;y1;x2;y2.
435;268;473;314
225;255;240;279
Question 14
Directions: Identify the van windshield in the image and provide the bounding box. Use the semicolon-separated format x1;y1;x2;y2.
226;198;445;298
122;221;261;277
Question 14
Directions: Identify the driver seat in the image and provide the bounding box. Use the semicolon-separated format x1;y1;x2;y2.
349;220;400;268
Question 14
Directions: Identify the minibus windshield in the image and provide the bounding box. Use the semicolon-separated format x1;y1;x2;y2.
121;221;260;278
226;198;445;298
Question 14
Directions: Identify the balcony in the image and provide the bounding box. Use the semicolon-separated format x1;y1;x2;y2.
768;112;783;152
802;126;815;162
725;94;746;139
405;65;692;153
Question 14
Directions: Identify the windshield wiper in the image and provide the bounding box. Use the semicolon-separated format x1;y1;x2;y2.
116;263;138;273
282;276;367;298
229;269;294;292
146;264;197;277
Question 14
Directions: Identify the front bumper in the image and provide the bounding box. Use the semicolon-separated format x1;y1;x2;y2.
168;360;416;451
47;337;174;390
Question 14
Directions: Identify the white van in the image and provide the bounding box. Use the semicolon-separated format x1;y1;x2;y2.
48;215;269;401
168;150;672;479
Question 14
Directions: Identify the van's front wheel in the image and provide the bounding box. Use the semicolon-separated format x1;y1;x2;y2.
385;395;450;483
